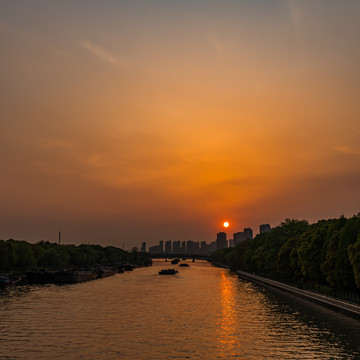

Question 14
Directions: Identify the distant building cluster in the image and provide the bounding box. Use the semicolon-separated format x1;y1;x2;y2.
217;227;255;250
142;223;271;254
147;240;218;255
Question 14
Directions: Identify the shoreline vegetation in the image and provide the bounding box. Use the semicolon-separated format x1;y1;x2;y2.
210;214;360;304
0;240;151;284
2;213;360;300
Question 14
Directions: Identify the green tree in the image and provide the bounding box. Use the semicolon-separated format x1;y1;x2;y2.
298;223;328;283
276;236;302;282
348;233;360;288
334;216;360;289
7;240;36;271
0;240;12;272
321;230;341;287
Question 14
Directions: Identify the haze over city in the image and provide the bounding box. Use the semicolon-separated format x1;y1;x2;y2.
1;0;360;248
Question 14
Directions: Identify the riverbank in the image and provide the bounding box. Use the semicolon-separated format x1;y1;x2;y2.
211;262;360;319
0;239;152;276
210;216;360;303
3;260;359;359
0;261;152;287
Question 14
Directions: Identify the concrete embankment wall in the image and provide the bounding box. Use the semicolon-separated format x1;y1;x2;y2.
211;262;360;318
236;270;360;319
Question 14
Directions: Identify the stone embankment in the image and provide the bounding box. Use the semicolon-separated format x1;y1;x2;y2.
211;263;360;318
236;270;360;318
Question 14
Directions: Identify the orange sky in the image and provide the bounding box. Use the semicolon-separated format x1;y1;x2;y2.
1;1;360;248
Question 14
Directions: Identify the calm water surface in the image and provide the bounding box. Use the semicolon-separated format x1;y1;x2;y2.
1;261;359;359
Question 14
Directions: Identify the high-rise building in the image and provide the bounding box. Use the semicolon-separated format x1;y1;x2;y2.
165;240;172;254
159;240;164;253
181;241;186;253
216;232;227;250
194;241;200;253
186;240;195;254
260;224;271;234
244;228;253;240
200;241;209;254
149;244;162;254
173;240;181;253
141;242;146;252
209;241;217;253
233;232;246;246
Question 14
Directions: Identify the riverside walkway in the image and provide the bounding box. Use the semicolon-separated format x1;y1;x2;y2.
236;270;360;318
211;262;360;318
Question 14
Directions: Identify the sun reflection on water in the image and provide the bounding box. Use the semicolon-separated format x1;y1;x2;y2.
217;271;243;358
1;263;360;359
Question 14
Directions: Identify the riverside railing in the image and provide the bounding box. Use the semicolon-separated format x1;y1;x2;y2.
236;270;360;318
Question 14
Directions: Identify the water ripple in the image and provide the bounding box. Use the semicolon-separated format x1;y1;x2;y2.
1;262;359;359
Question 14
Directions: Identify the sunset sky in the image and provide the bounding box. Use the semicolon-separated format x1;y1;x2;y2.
1;0;360;248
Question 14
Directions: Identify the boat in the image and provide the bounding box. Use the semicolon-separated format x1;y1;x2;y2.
0;274;10;286
179;263;189;267
52;269;97;284
123;263;134;271
159;269;178;275
75;270;98;282
26;270;54;284
97;267;117;278
171;259;180;264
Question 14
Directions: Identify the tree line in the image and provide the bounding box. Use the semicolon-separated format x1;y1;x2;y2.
0;239;150;273
211;215;360;294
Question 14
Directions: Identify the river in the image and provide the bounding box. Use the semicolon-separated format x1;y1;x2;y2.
1;260;359;359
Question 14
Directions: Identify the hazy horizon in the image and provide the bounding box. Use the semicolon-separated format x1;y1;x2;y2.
1;0;360;248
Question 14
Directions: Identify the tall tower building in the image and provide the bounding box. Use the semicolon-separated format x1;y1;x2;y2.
200;241;209;254
165;240;172;254
181;241;186;253
216;232;227;250
244;228;253;240
233;232;246;246
173;240;181;253
186;240;195;254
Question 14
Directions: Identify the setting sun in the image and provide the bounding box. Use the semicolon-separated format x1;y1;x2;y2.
223;221;230;228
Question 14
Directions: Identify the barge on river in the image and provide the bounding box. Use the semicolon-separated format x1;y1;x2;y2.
52;270;98;284
159;269;178;275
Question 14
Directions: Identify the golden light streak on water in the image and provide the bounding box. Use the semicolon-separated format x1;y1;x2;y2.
0;261;359;359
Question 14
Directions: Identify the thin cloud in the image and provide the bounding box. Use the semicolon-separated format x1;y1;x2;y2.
334;145;360;156
38;138;80;149
81;40;118;64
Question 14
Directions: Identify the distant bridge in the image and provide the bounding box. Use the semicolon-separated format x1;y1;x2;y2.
150;253;210;260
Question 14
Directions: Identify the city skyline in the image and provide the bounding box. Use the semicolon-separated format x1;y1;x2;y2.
143;224;271;252
1;1;360;248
